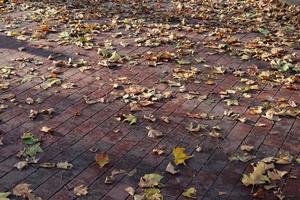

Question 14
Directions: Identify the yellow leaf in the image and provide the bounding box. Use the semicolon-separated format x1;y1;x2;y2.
182;187;197;199
95;153;109;168
241;162;273;187
138;173;163;188
275;151;293;164
172;147;193;165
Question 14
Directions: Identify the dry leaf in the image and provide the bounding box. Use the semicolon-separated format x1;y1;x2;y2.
241;145;254;152
146;127;163;138
125;186;135;196
56;161;73;170
74;185;88;196
14;161;28;170
165;162;179;174
12;183;32;197
138;173;163;188
40;126;53;134
95;153;110;168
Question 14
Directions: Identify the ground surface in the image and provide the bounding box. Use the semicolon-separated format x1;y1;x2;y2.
0;1;300;200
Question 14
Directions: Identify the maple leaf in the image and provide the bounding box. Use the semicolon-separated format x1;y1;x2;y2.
138;173;163;188
182;187;197;199
123;114;137;125
241;162;272;187
95;153;109;168
172;147;193;165
25;143;43;157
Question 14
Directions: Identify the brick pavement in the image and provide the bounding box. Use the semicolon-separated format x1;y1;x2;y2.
0;1;299;200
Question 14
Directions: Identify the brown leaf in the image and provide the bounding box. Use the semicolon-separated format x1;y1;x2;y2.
13;183;32;197
95;153;110;168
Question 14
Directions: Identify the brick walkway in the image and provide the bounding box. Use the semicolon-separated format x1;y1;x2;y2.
0;1;299;200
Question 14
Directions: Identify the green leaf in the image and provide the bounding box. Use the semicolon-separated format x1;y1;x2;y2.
59;31;70;38
296;157;300;164
0;192;10;200
182;187;197;199
108;51;121;63
21;132;41;145
257;28;270;36
138;173;163;188
123;114;137;125
25;143;43;157
144;188;163;199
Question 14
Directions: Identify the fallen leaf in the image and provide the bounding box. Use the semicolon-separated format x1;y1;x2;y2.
241;162;273;187
39;163;56;168
14;161;28;170
125;186;135;196
123;114;137;125
185;122;206;132
61;82;77;89
12;183;31;197
138;173;163;188
0;192;10;200
29;109;38;120
241;145;254;152
144;188;163;199
25;97;34;105
105;169;126;184
95;153;110;168
182;187;197;199
165;162;179;175
21;132;41;145
267;169;287;181
73;185;88;197
229;153;256;162
25;143;43;157
152;148;165;155
172;147;193;165
146;127;163;138
160;116;170;123
56;161;73;170
275;151;293;164
40;126;53;134
224;99;239;106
